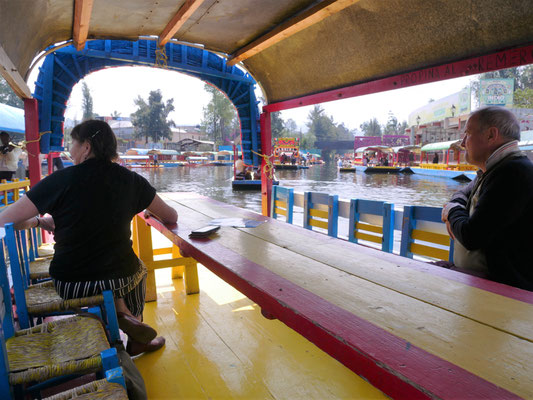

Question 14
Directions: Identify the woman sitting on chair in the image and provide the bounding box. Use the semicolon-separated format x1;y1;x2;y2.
0;119;177;357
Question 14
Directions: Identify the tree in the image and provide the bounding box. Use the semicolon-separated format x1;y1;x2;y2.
81;81;94;121
335;122;353;140
300;131;316;150
397;121;409;135
131;89;175;144
285;119;298;136
514;88;533;108
0;76;23;108
384;111;399;135
271;112;286;138
306;105;337;161
359;118;382;137
201;84;236;145
306;105;336;141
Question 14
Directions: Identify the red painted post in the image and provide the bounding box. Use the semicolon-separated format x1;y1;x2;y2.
23;98;41;188
260;111;272;217
47;153;53;175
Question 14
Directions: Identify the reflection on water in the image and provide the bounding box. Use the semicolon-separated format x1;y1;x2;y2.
137;163;468;214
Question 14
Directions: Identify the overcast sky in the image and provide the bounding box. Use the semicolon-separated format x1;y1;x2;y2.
28;64;475;133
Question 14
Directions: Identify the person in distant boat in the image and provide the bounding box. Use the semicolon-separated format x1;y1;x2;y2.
0;120;178;356
408;152;415;166
382;157;389;166
235;159;247;180
442;107;533;291
0;131;22;181
432;153;439;164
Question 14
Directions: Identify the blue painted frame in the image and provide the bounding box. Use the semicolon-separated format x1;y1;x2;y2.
348;199;394;253
303;191;339;237
34;40;262;167
271;186;294;223
400;205;455;262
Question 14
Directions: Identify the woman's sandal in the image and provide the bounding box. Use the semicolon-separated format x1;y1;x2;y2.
117;312;157;344
126;336;166;357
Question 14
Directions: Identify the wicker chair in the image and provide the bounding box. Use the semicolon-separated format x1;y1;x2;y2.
19;227;52;282
43;375;128;399
0;239;126;400
4;224;120;343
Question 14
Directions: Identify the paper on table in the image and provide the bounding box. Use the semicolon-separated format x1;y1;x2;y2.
209;218;264;228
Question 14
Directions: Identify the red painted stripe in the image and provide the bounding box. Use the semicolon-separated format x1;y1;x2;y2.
264;44;533;112
191;195;533;305
141;212;521;399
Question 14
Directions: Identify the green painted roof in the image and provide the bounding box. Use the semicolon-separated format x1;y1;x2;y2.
420;140;462;152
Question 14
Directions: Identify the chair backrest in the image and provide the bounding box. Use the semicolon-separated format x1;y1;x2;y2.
271;186;294;223
348;199;394;253
303;192;339;237
0;233;15;398
400;205;454;262
5;224;31;328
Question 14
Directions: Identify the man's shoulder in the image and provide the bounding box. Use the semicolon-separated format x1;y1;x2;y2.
491;156;533;185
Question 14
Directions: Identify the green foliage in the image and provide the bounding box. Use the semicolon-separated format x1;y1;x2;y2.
81;81;94;121
306;105;337;141
271;112;286;138
360;118;382;136
0;76;23;108
131;89;175;144
383;111;399;135
285;119;298;136
335;122;353;140
201;84;237;145
514;87;533;108
300;132;316;150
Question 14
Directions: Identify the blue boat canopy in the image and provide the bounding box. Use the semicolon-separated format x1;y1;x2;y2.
0;103;24;134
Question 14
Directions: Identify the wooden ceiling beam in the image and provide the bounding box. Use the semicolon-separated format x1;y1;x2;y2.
158;0;207;47
73;0;94;51
227;0;361;66
0;44;32;99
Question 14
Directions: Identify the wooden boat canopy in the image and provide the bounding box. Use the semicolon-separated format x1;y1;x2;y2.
1;1;532;104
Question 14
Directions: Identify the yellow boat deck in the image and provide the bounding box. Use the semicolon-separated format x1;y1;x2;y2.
135;257;386;399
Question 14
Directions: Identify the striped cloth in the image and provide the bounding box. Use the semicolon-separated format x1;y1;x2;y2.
53;260;147;317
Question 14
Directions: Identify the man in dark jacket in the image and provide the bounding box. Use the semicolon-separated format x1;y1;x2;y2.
442;106;533;291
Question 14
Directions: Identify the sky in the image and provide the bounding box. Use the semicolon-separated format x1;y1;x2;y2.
28;64;475;133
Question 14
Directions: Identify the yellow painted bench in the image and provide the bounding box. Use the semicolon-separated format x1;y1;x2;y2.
132;214;199;302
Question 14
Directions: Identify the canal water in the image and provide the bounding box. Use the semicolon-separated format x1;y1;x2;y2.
137;163;469;214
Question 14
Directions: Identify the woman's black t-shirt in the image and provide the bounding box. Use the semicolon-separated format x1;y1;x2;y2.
26;158;156;282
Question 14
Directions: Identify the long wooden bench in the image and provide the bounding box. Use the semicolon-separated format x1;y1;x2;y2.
140;192;533;399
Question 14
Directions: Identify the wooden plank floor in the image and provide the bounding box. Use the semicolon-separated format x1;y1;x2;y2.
135;261;386;399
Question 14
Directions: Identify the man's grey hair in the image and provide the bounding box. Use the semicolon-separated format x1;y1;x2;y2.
471;106;520;141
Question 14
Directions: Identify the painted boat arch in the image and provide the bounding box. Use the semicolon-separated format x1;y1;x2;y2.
33;39;261;167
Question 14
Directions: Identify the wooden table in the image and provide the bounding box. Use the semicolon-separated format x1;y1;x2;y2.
139;192;533;399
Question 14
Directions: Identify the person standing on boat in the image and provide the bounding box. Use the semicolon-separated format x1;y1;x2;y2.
0;119;178;356
432;153;439;164
0;131;22;181
442;107;533;291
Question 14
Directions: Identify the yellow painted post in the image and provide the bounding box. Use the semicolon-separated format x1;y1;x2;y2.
183;256;199;295
133;215;157;302
171;245;184;279
131;216;139;257
13;178;19;201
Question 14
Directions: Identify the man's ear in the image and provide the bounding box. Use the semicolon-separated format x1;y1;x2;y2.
486;126;500;143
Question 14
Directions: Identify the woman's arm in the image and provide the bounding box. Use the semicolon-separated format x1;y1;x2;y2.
146;194;178;224
0;196;39;229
